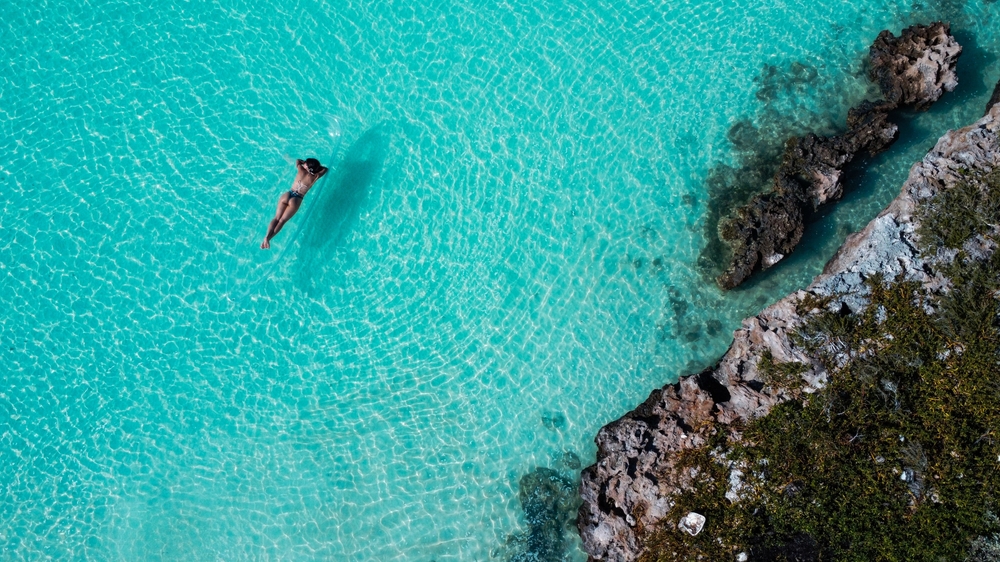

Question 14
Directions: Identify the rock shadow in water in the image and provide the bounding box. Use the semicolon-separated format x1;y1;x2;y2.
540;412;567;431
947;29;996;108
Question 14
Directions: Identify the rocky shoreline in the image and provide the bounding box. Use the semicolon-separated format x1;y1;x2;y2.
716;22;962;289
578;76;1000;562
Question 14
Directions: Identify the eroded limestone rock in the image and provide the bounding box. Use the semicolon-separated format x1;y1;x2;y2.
869;22;962;110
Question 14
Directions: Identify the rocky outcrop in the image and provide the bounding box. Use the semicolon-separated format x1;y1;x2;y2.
718;101;900;287
869;22;962;110
716;23;962;289
579;98;1000;562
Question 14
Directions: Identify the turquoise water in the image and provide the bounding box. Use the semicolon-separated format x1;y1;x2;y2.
3;0;1000;559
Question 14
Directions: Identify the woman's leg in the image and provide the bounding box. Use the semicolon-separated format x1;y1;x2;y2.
278;197;302;224
262;196;302;248
261;192;290;249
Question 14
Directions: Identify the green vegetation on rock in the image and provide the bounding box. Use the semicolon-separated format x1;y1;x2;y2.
917;169;1000;253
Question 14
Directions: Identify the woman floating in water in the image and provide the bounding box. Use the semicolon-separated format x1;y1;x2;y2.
260;157;328;249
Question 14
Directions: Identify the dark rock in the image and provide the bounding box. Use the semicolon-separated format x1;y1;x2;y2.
842;99;901;158
869;22;962;111
717;190;806;289
714;23;961;289
778;100;900;204
720;101;898;289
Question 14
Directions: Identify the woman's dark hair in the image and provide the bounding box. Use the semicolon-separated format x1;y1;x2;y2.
304;158;322;174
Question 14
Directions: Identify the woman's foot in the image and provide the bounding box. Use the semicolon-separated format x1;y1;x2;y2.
260;238;270;250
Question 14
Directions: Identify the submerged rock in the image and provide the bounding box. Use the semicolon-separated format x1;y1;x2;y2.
716;23;961;289
579;96;1000;562
986;79;1000;116
508;467;577;562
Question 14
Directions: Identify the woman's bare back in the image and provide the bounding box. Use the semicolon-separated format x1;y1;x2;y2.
290;159;328;196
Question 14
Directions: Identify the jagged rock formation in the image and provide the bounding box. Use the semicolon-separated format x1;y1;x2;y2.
869;22;962;110
579;97;1000;562
716;23;962;289
718;101;899;284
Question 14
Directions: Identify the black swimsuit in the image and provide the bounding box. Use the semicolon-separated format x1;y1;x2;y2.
288;190;303;199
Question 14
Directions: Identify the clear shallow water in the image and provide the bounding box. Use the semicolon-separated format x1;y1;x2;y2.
3;0;999;559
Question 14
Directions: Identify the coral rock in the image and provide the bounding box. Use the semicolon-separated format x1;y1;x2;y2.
678;512;706;536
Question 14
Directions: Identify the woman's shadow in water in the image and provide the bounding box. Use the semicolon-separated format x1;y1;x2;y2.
293;124;389;291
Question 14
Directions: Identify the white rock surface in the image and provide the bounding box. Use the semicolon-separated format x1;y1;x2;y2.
678;512;706;536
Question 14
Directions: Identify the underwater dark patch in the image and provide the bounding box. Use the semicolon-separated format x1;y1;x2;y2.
541;411;567;431
560;451;581;471
501;467;580;562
